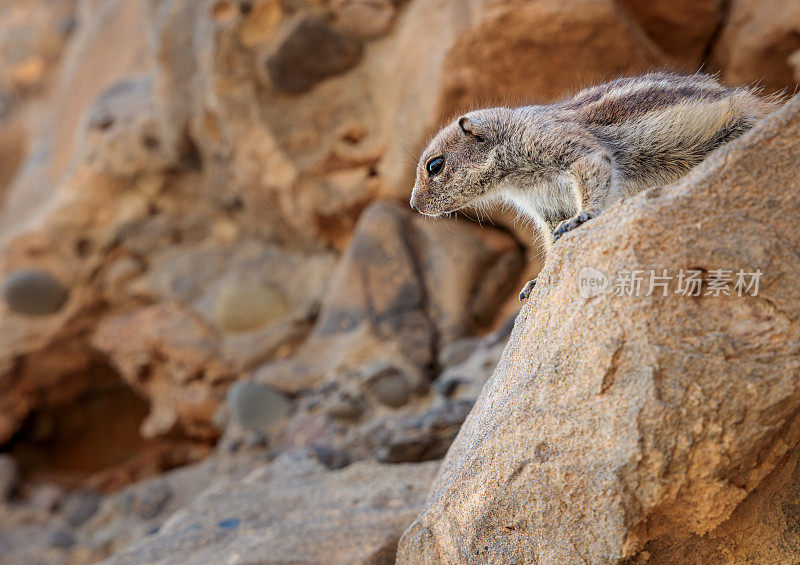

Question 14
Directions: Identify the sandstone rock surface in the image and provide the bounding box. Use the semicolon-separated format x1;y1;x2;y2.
253;199;521;394
104;457;438;565
713;0;800;94
399;96;800;564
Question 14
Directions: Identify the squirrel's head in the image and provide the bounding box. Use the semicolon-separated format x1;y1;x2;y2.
410;108;511;217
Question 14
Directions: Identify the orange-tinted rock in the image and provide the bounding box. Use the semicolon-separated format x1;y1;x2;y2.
263;14;363;93
713;0;800;94
399;96;800;564
617;0;722;66
333;0;397;39
93;303;234;440
438;0;671;115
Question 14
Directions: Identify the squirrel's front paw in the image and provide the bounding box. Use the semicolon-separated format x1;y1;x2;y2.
519;278;537;301
553;210;595;242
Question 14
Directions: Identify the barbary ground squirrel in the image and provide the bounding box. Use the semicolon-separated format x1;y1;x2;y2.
410;72;781;300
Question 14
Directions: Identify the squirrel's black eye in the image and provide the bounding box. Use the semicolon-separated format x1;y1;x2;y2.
426;156;444;176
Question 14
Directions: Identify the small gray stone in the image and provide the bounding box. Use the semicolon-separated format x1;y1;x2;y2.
365;365;411;408
0;454;19;501
47;529;76;548
62;489;100;527
213;280;288;333
227;381;292;431
309;445;350;470
135;481;173;519
28;483;63;513
2;269;69;315
264;14;363;93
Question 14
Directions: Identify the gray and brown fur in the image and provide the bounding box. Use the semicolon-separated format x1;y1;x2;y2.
410;72;781;299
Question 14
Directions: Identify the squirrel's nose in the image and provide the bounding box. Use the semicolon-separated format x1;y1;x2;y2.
409;196;418;211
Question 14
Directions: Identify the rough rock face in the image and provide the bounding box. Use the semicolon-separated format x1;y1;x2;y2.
398;96;800;563
254;200;521;394
617;0;722;66
104;456;439;565
713;0;800;94
438;0;670;116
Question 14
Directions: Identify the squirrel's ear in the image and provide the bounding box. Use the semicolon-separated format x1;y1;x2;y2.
458;116;487;141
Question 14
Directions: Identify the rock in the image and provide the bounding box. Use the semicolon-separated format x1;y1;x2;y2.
435;318;514;402
438;0;671;115
712;0;800;94
1;0;149;238
80;76;174;177
2;269;68;315
0;454;19;500
253;200;435;393
0;0;76;98
27;483;63;513
398;96;800;563
253;200;521;394
263;14;363;93
333;0;397;39
213;280;288;333
307;445;350;470
790;49;800;83
434;377;457;398
323;391;365;421
356;400;475;463
617;0;722;65
0;90;10;119
62;489;101;527
226;381;292;431
47;528;76;548
364;363;412;408
0;115;26;200
102;256;144;301
134;481;173;520
104;460;439;565
410;210;523;343
135;240;336;371
93;303;234;439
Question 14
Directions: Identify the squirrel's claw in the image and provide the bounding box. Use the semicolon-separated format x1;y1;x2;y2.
553;210;595;242
519;278;537;301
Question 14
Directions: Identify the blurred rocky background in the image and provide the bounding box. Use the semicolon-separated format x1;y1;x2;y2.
0;0;797;563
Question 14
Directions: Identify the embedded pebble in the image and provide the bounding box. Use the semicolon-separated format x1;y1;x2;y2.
365;365;411;408
135;481;173;519
218;518;240;530
309;445;350;470
227;381;291;431
62;489;100;527
28;483;63;513
213;280;288;333
2;269;69;315
47;529;76;548
264;15;362;93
